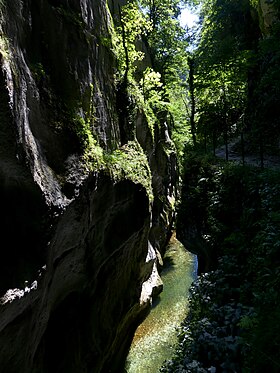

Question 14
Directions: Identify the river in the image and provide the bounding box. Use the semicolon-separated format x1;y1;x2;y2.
125;234;197;372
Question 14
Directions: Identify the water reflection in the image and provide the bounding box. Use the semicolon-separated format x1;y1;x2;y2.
125;234;196;373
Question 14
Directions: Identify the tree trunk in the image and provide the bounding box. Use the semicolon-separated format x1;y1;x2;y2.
241;131;245;165
118;4;129;83
260;134;264;168
225;128;229;161
213;130;216;156
188;57;197;147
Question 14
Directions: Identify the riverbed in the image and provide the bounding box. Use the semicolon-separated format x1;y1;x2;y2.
125;234;196;372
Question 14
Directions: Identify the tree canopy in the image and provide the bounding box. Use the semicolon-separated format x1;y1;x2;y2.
185;0;280;161
113;0;195;161
159;1;280;371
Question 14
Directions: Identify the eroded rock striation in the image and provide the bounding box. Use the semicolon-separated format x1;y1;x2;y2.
0;0;177;371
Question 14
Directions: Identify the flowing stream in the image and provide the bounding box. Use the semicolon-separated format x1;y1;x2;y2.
125;234;197;372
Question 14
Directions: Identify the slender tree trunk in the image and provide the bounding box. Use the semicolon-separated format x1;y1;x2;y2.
117;4;131;145
213;130;216;156
260;134;264;168
225;127;229;161
241;131;245;165
118;4;129;83
221;83;228;161
188;57;197;147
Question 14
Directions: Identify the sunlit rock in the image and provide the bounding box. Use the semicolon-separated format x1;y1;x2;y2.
0;0;177;371
140;242;163;305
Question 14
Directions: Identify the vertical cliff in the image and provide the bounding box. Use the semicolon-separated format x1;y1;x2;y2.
258;0;278;34
0;0;177;371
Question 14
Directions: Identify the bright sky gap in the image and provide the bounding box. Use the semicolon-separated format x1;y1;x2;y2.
179;7;199;28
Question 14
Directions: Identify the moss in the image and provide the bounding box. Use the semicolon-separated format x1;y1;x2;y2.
30;62;46;82
56;6;85;29
70;116;94;151
85;83;97;127
104;140;153;201
82;140;105;172
0;0;5;12
167;159;280;372
81;139;153;202
0;33;10;61
99;35;113;49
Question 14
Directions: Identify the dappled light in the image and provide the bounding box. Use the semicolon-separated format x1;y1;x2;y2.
0;0;280;371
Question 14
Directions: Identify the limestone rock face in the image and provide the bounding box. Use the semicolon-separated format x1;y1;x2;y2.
259;0;278;34
0;0;120;293
136;112;177;252
0;175;152;373
0;0;177;371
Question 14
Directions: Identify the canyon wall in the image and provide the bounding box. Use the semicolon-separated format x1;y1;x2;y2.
258;0;278;34
0;1;177;371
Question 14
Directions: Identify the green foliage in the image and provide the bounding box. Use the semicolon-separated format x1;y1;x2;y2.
0;33;10;61
138;67;171;137
115;1;151;82
190;0;280;154
249;0;258;8
140;68;163;102
136;0;192;165
56;6;85;29
167;2;280;368
31;62;46;82
104;140;153;201
76;136;153;201
113;1;160;141
247;20;280;152
68;115;153;199
112;0;191;164
165;159;280;372
71;116;95;151
192;0;256;149
140;0;188;75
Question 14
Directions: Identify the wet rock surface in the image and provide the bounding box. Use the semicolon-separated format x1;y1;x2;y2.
0;0;177;371
0;175;152;373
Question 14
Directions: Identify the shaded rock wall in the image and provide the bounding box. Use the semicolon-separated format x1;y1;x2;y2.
0;175;151;373
0;0;119;292
0;0;177;371
258;0;278;34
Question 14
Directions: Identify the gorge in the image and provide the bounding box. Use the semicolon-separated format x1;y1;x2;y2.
126;236;196;373
0;1;177;371
1;0;280;372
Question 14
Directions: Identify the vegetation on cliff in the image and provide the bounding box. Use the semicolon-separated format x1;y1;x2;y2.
159;0;280;371
60;0;193;199
163;154;280;372
110;0;280;369
112;0;192;162
1;0;280;371
184;0;280;160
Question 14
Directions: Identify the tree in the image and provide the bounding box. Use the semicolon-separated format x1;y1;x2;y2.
139;0;190;82
191;0;256;155
247;17;280;159
137;0;199;157
114;0;152;143
115;0;203;162
187;56;196;146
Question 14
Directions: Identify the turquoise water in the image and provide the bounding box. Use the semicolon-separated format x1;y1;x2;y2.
125;234;196;372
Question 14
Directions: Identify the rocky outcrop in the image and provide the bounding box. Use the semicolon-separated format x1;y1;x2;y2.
258;0;278;34
0;0;177;371
0;174;152;373
136;112;177;255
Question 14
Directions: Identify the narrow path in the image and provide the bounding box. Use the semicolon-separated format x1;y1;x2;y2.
216;138;280;169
